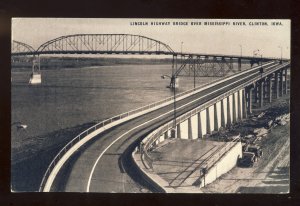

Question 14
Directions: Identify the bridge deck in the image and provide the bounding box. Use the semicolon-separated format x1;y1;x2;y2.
50;61;285;192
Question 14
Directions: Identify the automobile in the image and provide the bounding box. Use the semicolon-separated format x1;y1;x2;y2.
237;152;257;167
246;145;263;158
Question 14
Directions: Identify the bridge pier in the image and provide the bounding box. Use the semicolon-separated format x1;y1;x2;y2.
166;65;289;141
242;89;247;119
198;112;203;138
214;103;219;131
259;81;264;107
226;96;232;127
284;67;288;94
206;107;211;134
29;55;42;85
279;70;284;97
238;58;242;71
232;93;237;123
188;117;193;139
253;84;258;104
221;99;226;128
274;72;279;99
176;124;181;139
263;78;268;100
246;87;253;114
268;76;272;103
237;91;242;120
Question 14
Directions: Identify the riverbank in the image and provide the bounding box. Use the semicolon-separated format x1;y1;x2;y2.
11;57;173;70
11;121;95;191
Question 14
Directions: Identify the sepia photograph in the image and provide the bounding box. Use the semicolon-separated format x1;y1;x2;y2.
11;18;290;193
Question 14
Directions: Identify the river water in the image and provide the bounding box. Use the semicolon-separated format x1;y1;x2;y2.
11;64;220;162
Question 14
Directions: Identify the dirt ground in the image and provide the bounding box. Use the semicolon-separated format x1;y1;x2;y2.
201;95;290;193
148;94;290;193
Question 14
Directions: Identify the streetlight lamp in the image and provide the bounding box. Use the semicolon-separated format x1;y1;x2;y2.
278;46;282;64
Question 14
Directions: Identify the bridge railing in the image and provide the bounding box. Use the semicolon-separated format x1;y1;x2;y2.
39;61;287;191
140;62;290;169
39;61;233;191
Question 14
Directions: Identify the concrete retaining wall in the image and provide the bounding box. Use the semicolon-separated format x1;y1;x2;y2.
199;141;242;188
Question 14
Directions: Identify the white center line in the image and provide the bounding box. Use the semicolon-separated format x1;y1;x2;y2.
86;63;280;192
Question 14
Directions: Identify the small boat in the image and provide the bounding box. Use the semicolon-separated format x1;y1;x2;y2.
17;124;28;129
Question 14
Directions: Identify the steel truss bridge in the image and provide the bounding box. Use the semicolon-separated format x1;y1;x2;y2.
12;34;285;80
12;40;35;56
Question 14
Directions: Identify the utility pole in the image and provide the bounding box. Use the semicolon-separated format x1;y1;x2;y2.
239;45;242;57
278;45;282;64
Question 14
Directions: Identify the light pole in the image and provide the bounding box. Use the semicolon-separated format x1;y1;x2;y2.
278;46;282;63
239;45;242;57
260;55;264;79
201;162;208;187
161;74;177;132
253;49;260;68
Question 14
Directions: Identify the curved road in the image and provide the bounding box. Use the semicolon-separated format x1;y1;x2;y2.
51;61;281;192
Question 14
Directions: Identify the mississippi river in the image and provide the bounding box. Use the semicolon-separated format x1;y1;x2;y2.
11;64;219;191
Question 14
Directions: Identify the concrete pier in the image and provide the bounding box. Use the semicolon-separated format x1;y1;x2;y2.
206;107;211;134
259;81;264;107
238;58;241;71
232;93;237;123
214;103;219;131
247;87;253;114
242;89;247;119
275;72;279;99
168;65;289;141
221;99;225;127
279;70;284;97
197;112;202;138
284;67;288;94
226;96;231;127
237;91;242;120
254;85;258;103
268;77;272;103
188;117;193;139
177;124;181;139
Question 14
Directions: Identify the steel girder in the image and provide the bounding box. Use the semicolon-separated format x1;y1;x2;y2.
173;55;235;77
11;40;35;56
36;34;174;55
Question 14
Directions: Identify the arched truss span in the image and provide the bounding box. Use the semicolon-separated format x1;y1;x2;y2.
37;34;174;55
12;40;35;55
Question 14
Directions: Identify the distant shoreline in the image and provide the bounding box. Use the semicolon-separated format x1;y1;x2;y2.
11;56;247;70
11;56;173;70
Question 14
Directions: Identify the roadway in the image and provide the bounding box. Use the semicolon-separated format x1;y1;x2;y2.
50;61;283;192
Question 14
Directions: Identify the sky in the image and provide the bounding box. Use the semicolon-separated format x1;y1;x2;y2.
12;18;291;58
